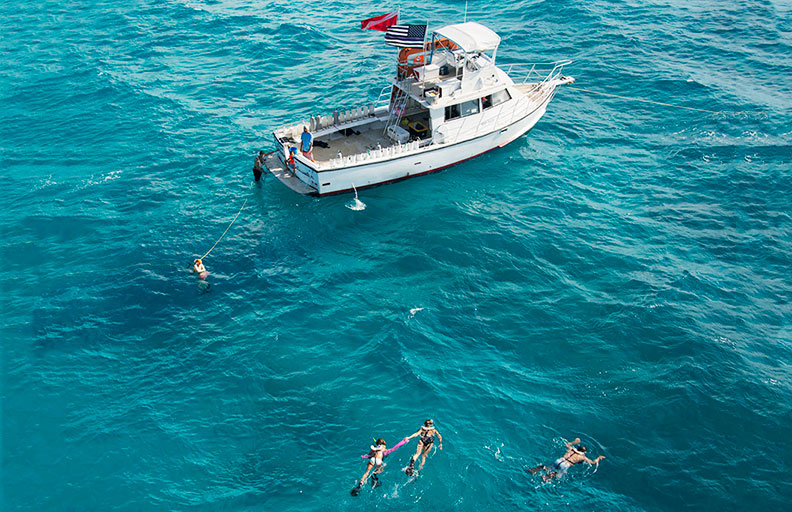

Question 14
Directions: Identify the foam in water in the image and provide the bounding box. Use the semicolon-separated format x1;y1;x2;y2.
346;183;366;210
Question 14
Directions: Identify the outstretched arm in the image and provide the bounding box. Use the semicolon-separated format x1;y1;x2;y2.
565;438;581;449
404;430;421;441
586;455;605;465
436;430;443;449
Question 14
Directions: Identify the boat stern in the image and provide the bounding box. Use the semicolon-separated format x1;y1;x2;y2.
262;150;318;196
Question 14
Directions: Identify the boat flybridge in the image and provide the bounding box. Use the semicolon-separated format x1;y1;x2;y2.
264;22;573;196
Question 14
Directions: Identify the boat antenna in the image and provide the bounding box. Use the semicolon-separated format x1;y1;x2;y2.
464;1;468;22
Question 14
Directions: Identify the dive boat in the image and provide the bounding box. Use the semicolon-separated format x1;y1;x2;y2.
264;21;573;196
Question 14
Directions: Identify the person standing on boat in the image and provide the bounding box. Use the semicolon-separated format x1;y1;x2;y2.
404;419;443;476
300;125;314;161
526;437;605;481
285;147;297;176
252;150;265;181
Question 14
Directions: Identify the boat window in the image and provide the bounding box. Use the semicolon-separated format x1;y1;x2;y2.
445;99;480;121
481;95;493;109
491;88;511;107
445;103;460;121
459;99;480;117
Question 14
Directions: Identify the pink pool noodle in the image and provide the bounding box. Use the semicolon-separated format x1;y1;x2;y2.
360;438;409;459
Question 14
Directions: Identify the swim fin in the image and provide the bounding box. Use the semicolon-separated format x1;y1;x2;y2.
526;465;546;475
371;474;381;488
405;460;415;476
350;482;362;496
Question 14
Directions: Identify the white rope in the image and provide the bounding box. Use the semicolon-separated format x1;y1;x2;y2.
199;181;253;261
568;86;718;114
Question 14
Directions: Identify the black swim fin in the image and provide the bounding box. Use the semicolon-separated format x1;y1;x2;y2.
542;472;557;482
350;482;362;496
371;474;381;488
526;465;546;475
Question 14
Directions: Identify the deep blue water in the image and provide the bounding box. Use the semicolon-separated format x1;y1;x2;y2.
2;0;791;510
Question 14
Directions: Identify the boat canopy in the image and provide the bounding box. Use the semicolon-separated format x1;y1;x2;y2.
433;22;501;53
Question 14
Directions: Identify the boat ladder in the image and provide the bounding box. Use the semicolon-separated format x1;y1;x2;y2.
383;87;409;136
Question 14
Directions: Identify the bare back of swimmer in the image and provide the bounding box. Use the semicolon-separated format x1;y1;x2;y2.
527;437;605;481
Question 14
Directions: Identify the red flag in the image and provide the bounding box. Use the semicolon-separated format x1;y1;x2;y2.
361;11;398;31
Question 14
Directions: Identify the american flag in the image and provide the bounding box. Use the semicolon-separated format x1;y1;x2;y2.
384;24;427;48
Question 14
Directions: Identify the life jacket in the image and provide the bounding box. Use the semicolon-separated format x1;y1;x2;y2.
396;38;458;79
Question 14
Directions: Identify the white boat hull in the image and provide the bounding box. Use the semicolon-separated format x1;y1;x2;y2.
282;94;552;196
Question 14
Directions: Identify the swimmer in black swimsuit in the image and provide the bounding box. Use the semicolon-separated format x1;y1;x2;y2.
527;437;605;481
403;419;443;476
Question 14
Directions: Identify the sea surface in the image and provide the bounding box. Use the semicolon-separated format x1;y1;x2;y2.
2;1;791;510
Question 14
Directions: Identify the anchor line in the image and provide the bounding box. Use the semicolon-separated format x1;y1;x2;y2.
198;181;253;261
568;86;719;114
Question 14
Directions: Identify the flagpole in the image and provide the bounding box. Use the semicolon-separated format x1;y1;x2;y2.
422;19;429;87
389;6;399;60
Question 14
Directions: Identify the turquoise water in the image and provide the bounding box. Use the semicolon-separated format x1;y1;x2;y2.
2;0;791;510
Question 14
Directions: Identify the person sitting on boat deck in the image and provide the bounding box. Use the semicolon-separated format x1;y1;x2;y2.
253;150;265;182
300;125;314;161
351;438;387;496
527;437;605;481
192;258;207;279
285;147;297;176
404;419;443;476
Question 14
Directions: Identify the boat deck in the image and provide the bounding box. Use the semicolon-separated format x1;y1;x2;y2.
312;120;391;162
263;152;317;195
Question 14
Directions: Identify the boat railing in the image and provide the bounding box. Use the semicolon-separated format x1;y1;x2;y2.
374;85;392;107
274;104;380;141
321;139;427;170
504;60;571;84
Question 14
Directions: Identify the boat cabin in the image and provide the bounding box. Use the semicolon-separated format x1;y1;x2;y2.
273;22;517;168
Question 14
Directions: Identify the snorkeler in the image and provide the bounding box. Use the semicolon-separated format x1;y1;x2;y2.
404;419;443;476
351;438;387;496
192;258;208;279
527;437;605;481
253;150;265;181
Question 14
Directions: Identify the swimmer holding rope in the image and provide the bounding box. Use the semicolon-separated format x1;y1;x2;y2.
192;258;208;280
527;437;605;481
404;419;443;476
